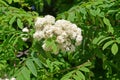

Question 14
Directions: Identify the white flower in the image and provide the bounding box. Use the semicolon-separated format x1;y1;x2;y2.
4;78;9;80
33;15;83;53
10;77;16;80
22;27;29;32
70;32;77;39
56;36;65;44
66;30;72;36
76;35;82;42
65;40;71;46
70;45;75;52
44;15;55;24
76;28;82;35
61;31;68;38
43;25;51;31
44;29;53;38
35;17;45;30
71;24;78;32
71;24;77;29
55;19;71;29
65;47;70;51
33;31;44;40
22;37;28;41
53;27;63;35
75;35;82;46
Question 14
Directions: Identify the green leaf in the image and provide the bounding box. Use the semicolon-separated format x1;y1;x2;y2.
103;17;111;27
107;10;118;14
102;40;114;50
111;43;118;55
90;10;96;16
9;16;16;25
0;0;9;6
51;40;58;54
46;59;53;72
13;36;19;46
96;8;100;15
73;74;81;80
26;59;37;77
21;66;30;80
82;61;92;67
61;70;75;80
103;17;114;33
116;12;120;20
7;0;12;4
79;67;90;72
67;12;75;22
98;12;104;17
108;26;114;34
97;37;112;45
92;36;105;44
17;18;23;29
80;8;86;15
76;71;85;80
33;58;43;68
16;70;25;80
116;37;120;44
38;54;47;67
13;0;20;2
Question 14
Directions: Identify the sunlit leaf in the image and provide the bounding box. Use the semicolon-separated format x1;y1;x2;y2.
16;72;25;80
79;67;90;72
82;61;92;67
0;0;8;6
7;0;12;4
33;58;43;68
17;18;23;29
111;43;118;55
116;37;120;44
92;36;105;44
76;71;85;80
51;40;58;54
21;66;30;80
96;8;100;15
26;59;37;77
102;40;114;50
90;10;96;16
73;74;81;80
61;70;75;80
9;16;16;25
97;37;112;45
14;0;20;2
67;12;75;22
103;17;114;33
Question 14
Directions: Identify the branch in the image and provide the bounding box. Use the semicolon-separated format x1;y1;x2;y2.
53;60;91;75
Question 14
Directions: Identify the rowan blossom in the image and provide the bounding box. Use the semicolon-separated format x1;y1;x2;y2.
33;15;83;53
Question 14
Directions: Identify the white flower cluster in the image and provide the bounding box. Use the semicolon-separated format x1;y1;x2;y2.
0;77;16;80
33;15;82;53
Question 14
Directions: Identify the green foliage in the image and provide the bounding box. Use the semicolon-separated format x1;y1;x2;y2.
0;0;37;77
111;43;118;55
0;0;120;80
57;0;120;79
26;59;37;77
